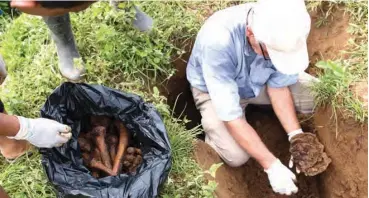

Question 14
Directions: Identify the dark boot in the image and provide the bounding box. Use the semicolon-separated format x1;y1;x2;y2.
110;1;153;32
132;5;153;32
43;14;85;81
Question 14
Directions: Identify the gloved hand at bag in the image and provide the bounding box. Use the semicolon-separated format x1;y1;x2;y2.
8;116;72;148
265;159;298;195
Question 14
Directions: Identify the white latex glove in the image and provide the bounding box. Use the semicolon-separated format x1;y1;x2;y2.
265;159;298;195
8;116;72;148
288;129;304;173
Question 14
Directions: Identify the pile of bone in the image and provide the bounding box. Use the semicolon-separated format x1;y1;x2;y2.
78;116;142;178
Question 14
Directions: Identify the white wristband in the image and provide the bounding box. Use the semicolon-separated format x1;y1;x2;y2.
7;116;30;140
288;129;303;142
264;159;281;173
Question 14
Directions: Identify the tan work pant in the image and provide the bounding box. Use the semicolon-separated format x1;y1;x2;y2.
192;72;316;167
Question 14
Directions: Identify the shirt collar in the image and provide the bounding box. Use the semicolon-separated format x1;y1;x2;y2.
244;7;253;56
244;35;253;56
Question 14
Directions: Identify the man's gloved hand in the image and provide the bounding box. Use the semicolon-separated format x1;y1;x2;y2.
288;130;331;176
8;116;72;148
265;159;298;195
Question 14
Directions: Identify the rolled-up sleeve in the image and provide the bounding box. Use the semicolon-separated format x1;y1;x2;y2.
201;39;243;121
267;71;298;88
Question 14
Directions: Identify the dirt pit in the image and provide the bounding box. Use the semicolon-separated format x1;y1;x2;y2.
161;4;367;198
194;105;321;198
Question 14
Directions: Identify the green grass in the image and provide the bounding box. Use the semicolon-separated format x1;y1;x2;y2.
0;2;224;197
1;1;366;197
310;1;368;122
307;1;340;28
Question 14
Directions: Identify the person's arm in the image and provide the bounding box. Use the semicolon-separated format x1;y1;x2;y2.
266;71;302;135
267;86;301;134
0;112;72;148
0;113;20;137
225;118;276;168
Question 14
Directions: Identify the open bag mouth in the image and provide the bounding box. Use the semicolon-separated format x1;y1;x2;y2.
40;82;171;198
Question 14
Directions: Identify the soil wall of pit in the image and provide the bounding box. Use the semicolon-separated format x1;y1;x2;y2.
314;107;368;198
195;106;321;198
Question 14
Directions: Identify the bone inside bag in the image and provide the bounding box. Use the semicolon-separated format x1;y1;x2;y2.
78;115;143;178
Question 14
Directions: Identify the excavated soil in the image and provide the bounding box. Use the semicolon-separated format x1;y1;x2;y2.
314;107;368;198
351;81;369;109
194;106;320;198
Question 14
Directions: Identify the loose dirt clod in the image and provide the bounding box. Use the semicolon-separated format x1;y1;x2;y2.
290;133;331;176
92;170;100;178
90;115;112;128
127;147;135;155
78;137;92;153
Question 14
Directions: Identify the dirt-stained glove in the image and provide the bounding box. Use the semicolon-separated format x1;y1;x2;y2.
0;54;7;85
265;159;298;195
289;131;331;176
8;116;72;148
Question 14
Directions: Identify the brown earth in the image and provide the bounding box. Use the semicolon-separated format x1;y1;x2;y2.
307;7;351;75
314;107;368;198
351;81;369;109
194;106;321;198
161;40;201;131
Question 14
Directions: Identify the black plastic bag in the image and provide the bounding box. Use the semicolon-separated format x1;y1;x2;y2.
40;82;171;198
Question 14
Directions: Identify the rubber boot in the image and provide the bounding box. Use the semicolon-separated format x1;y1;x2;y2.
43;14;85;81
110;1;153;32
132;5;153;32
0;54;7;85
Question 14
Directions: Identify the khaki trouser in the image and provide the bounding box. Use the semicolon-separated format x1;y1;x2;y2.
192;72;317;167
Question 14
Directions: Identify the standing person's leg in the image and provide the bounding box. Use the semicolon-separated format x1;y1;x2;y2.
192;88;250;167
247;72;317;113
43;14;85;81
109;1;154;32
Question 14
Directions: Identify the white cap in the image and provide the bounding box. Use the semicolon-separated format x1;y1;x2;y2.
251;0;311;75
